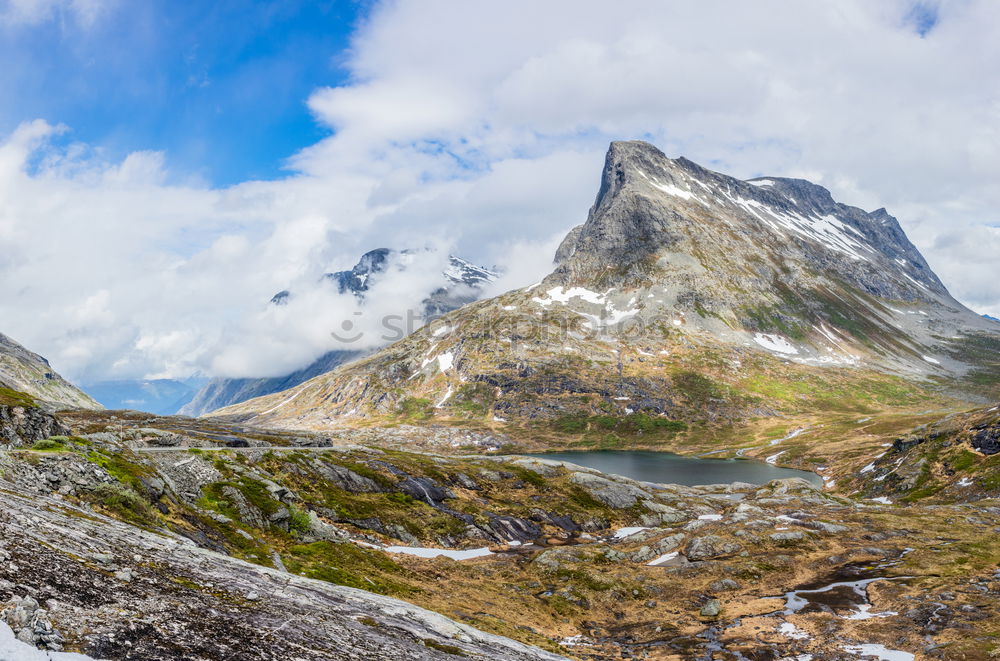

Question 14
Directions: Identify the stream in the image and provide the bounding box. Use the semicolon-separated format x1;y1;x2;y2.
634;551;918;660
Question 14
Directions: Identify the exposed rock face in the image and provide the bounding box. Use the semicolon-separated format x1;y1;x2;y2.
972;424;1000;455
0;403;70;446
212;141;999;430
0;334;99;411
851;402;1000;500
569;471;654;509
0;485;566;661
551;141;944;300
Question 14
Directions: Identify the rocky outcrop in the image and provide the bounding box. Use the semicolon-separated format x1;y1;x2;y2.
971;424;1000;455
0;403;69;447
0;484;566;660
569;471;653;509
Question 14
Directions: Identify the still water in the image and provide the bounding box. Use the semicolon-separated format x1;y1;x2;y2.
527;450;823;487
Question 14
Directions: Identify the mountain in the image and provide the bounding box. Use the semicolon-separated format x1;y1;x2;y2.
81;377;206;415
0;332;100;410
181;249;498;417
211;141;999;431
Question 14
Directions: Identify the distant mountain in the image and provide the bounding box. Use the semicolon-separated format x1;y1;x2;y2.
213;141;1000;430
181;249;497;417
273;248;498;310
985;314;1000;323
82;378;207;415
0;332;100;410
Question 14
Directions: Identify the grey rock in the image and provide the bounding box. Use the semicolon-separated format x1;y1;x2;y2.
569;472;652;509
708;578;740;592
685;535;742;560
699;599;722;618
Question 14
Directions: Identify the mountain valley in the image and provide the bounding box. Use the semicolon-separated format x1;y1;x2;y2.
2;141;999;660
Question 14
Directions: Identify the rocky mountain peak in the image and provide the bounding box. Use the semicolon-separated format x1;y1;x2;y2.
552;141;948;304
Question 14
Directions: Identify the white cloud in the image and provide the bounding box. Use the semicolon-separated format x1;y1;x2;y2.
2;0;1000;385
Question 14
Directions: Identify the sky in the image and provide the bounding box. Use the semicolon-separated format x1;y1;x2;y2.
1;0;999;384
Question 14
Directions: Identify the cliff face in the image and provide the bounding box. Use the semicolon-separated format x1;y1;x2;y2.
0;385;71;446
0;334;100;411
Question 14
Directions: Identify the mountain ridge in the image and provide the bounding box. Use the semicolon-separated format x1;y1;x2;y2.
0;332;100;410
209;141;999;431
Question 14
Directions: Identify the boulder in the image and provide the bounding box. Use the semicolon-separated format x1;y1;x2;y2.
685;535;742;560
708;578;740;592
699;599;722;618
569;472;652;509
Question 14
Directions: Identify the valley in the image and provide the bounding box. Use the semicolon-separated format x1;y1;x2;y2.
2;404;1000;660
2;141;999;660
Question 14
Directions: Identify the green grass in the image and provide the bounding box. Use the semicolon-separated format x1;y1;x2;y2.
0;387;36;408
423;639;468;656
551;413;687;437
950;450;978;472
397;397;435;420
31;438;67;451
84;483;154;524
282;541;416;595
87;449;153;492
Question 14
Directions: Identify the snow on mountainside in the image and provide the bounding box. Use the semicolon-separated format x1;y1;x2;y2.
211;141;1000;431
182;249;497;417
0;333;100;410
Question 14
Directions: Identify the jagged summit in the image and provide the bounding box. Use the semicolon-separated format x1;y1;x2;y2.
552;141;945;300
273;248;497;305
210;141;999;430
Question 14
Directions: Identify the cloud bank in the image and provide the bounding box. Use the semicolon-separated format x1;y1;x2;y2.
1;0;999;383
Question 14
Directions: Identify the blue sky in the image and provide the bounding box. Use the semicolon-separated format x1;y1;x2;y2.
0;0;365;185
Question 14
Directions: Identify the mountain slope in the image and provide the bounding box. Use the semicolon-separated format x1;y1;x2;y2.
0;333;100;410
212;141;998;431
182;249;497;417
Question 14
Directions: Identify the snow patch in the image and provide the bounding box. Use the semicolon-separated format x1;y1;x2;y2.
845;604;898;620
765;451;785;465
434;386;454;408
385;546;493;560
613;526;650;539
646;551;679;566
532;286;607;307
777;621;809;640
437;352;454;372
1;623;97;660
753;333;799;355
842;644;914;660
